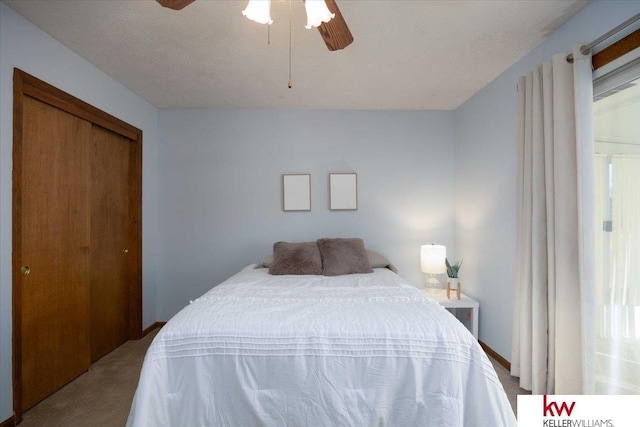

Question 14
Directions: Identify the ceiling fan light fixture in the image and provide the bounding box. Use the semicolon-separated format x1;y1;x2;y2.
242;0;273;25
304;0;335;29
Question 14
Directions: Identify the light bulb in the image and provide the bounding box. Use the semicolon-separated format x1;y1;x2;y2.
242;0;273;25
304;0;334;29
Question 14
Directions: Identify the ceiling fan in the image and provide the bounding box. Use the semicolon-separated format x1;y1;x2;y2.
156;0;354;51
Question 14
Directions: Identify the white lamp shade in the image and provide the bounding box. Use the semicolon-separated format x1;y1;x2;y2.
304;0;335;29
242;0;273;25
420;245;447;274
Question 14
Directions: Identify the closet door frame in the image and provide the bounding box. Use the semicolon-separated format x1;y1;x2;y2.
12;68;143;422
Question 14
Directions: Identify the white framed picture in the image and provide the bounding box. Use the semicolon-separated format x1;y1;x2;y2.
282;174;311;211
329;173;357;210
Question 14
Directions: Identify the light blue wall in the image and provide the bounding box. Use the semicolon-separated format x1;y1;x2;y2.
455;0;640;361
0;3;160;420
3;0;640;421
157;109;456;319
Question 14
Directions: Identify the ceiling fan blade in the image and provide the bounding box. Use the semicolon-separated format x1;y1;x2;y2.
316;0;353;51
156;0;195;11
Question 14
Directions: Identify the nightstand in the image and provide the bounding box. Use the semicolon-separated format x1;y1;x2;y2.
423;289;479;339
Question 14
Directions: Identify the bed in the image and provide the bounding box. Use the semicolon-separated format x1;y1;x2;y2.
127;263;516;426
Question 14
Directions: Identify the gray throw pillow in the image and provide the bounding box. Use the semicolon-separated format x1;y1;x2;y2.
268;241;323;275
258;249;397;273
317;238;373;276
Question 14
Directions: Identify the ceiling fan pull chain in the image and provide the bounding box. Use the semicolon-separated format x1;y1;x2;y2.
288;0;293;88
268;24;270;45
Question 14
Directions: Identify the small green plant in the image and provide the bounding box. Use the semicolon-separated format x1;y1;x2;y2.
445;258;463;278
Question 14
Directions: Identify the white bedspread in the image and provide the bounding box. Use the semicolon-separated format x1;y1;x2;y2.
127;266;516;426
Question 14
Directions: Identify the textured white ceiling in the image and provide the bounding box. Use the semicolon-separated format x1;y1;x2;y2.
3;0;590;110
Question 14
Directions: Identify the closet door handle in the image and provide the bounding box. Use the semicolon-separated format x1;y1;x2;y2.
123;248;129;253
21;266;30;276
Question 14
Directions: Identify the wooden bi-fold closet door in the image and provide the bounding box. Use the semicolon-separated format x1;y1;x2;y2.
19;95;93;411
90;125;132;362
13;69;142;419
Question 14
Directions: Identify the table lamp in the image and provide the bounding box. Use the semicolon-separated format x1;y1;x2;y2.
420;244;446;294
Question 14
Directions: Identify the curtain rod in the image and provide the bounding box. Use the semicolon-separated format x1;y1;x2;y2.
567;12;640;62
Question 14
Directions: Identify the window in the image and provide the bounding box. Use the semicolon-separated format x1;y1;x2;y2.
593;68;640;394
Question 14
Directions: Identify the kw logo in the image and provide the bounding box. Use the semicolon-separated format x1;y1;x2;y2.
543;395;576;417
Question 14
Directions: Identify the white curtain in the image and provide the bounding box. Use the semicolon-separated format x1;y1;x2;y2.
609;156;640;308
511;44;596;394
595;154;640;393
